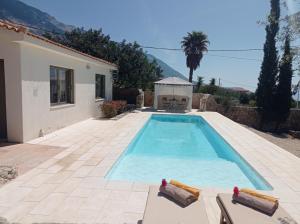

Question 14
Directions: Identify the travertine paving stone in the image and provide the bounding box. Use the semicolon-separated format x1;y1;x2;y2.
0;111;298;223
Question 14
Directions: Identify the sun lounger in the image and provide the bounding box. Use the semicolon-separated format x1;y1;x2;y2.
216;193;298;224
142;186;209;224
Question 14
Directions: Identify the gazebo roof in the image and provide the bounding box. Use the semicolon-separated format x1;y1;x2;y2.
154;77;193;86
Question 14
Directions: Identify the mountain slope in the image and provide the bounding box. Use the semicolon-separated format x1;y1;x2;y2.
147;54;188;80
0;0;186;81
0;0;74;34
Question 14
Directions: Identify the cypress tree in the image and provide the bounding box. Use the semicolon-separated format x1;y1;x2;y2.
256;0;280;129
274;35;293;131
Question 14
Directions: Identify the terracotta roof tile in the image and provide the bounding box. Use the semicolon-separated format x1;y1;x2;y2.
0;20;117;67
0;20;27;33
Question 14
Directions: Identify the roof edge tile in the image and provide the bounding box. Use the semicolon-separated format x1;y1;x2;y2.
0;20;117;68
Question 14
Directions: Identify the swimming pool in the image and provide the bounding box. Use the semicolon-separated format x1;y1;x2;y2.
106;114;272;190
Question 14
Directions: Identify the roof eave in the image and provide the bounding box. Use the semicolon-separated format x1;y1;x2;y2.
155;83;193;86
25;33;118;68
0;20;117;68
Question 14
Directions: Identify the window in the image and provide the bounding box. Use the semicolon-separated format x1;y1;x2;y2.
50;66;74;105
95;74;105;99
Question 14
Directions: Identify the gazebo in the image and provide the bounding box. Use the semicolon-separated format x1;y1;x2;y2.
154;77;193;111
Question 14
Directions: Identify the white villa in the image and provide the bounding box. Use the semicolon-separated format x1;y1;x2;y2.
0;20;117;143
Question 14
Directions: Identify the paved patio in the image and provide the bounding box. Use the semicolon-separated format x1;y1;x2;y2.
0;111;299;223
244;126;300;158
0;143;64;176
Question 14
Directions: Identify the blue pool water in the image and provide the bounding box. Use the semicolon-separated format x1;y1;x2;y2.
106;114;272;190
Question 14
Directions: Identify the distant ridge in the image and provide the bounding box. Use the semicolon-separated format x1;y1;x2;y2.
0;0;188;81
146;54;188;80
0;0;74;35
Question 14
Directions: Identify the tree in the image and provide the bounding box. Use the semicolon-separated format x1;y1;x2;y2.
44;28;162;90
195;76;204;92
113;41;162;89
209;78;216;86
64;28;112;60
181;32;209;83
273;34;293;130
200;83;218;95
255;0;280;129
239;93;250;104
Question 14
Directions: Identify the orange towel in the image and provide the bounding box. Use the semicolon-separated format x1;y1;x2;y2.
170;179;200;199
240;188;278;204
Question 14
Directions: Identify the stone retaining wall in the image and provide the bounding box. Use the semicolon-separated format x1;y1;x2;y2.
192;93;204;109
144;90;154;107
286;109;300;131
140;90;300;131
220;106;300;131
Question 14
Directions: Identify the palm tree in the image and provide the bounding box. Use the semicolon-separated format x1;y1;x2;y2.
181;32;209;83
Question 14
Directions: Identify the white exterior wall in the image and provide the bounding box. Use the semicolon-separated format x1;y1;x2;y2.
19;42;115;142
154;84;193;110
0;29;116;142
0;30;23;142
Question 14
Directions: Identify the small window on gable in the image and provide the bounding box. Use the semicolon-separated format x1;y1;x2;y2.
95;74;105;99
50;66;74;105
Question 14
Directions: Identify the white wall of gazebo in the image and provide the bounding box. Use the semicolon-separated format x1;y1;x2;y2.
153;77;193;111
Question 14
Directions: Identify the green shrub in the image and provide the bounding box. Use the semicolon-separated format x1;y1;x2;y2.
199;85;218;95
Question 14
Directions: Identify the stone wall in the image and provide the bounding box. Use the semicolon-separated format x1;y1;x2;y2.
221;106;300;131
219;106;260;128
137;90;300;131
144;90;154;107
136;89;144;108
192;93;204;109
284;109;300;131
192;93;219;111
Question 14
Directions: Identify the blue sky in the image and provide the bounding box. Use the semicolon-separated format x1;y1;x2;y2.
21;0;300;91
